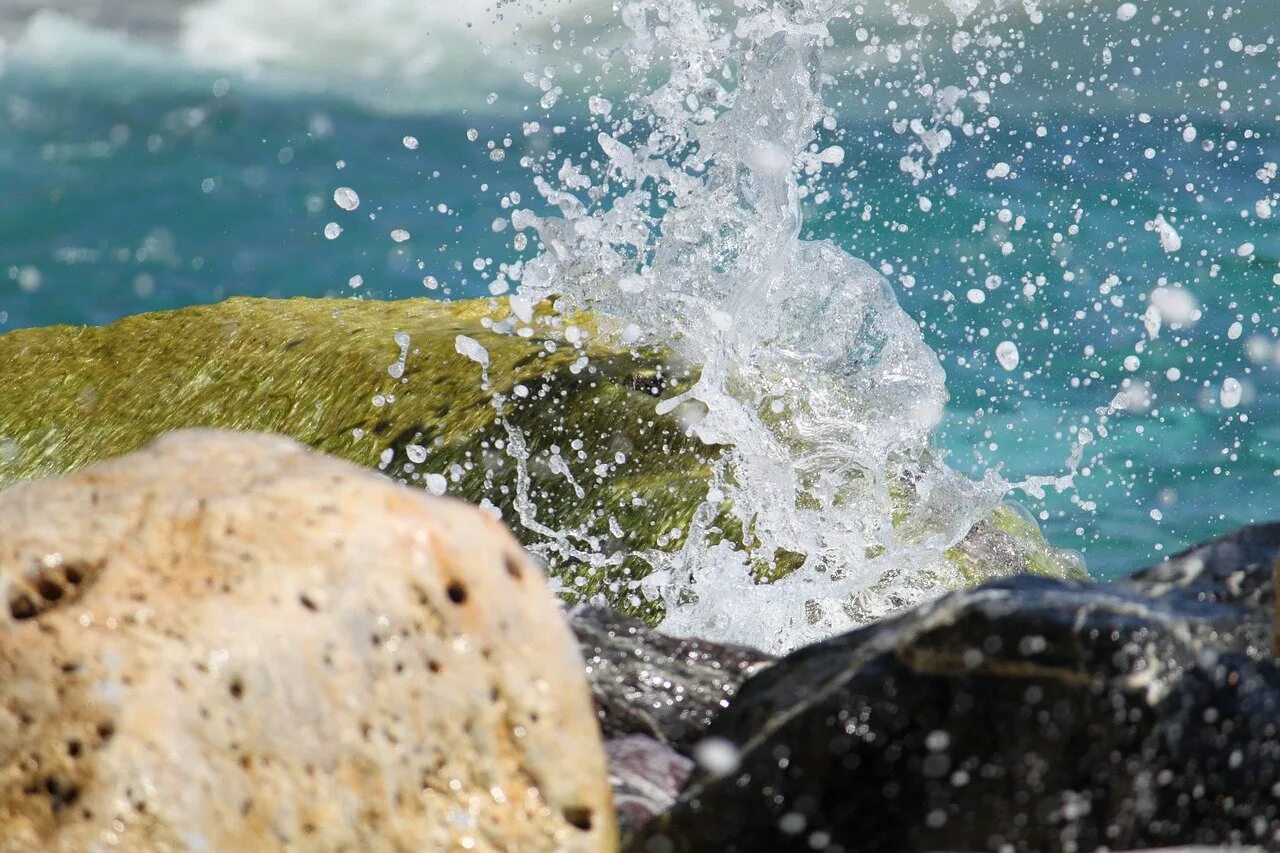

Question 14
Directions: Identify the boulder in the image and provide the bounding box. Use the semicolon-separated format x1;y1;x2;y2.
569;605;773;749
636;525;1280;852
0;297;1083;623
0;430;615;850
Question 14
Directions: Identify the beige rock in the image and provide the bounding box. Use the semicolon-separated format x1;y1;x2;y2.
0;430;615;851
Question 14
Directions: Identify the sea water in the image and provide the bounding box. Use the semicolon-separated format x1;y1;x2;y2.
1;0;1278;644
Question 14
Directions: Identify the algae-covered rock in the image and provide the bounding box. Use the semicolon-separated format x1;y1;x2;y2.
0;296;1082;619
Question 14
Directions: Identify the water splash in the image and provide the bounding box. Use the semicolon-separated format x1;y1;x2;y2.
501;0;1061;651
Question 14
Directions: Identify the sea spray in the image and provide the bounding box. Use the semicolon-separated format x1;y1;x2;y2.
493;0;1069;652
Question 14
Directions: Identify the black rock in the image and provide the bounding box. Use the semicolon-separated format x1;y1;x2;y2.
1122;520;1280;614
568;604;773;749
634;527;1280;853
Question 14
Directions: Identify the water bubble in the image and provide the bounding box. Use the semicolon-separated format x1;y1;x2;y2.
402;136;419;150
333;187;360;211
391;229;410;243
455;335;489;367
1117;2;1138;21
693;738;741;777
1221;378;1243;409
324;222;342;240
996;341;1020;371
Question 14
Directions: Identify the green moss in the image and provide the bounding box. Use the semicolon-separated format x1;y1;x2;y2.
0;296;1084;621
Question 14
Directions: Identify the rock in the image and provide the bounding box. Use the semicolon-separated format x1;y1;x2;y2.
605;736;693;837
0;296;1082;621
637;535;1280;852
569;605;773;748
0;430;615;850
1122;520;1280;612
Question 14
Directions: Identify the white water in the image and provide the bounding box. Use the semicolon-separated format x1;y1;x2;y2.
0;0;1074;114
502;0;1048;652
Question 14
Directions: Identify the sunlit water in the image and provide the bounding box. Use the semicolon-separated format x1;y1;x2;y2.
2;0;1279;644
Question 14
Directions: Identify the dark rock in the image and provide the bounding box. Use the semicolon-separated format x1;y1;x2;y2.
568;604;773;748
1122;521;1280;613
635;546;1280;853
606;735;695;836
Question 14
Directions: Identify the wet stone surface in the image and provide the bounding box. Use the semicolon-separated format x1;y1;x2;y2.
635;523;1280;852
568;604;774;749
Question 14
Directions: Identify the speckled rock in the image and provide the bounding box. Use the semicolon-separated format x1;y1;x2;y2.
0;430;615;851
636;531;1280;852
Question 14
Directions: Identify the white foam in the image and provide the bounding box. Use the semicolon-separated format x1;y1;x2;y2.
507;0;1043;653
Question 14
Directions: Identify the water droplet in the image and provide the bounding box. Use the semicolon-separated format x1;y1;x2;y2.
996;341;1020;371
333;187;360;211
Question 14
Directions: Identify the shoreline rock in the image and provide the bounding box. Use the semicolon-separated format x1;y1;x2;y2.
0;296;1083;625
0;430;615;850
635;524;1280;852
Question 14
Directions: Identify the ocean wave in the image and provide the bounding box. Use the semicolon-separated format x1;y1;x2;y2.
0;0;613;113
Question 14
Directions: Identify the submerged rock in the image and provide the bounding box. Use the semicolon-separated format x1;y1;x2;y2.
0;296;1081;621
637;527;1280;852
0;430;614;850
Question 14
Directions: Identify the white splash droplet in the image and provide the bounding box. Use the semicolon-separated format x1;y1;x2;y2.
996;341;1020;371
333;186;360;211
455;335;490;367
1220;377;1243;409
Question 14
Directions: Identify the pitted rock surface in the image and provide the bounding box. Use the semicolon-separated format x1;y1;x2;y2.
0;430;615;851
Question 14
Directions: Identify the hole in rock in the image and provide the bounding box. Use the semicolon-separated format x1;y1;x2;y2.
563;806;593;831
44;776;80;813
35;579;63;602
446;582;468;605
9;594;36;620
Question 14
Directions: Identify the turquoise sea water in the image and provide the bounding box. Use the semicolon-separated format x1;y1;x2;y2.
2;0;1279;578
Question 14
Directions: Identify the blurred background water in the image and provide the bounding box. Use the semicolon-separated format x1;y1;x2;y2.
1;0;1278;577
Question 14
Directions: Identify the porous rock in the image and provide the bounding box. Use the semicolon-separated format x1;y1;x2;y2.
636;524;1280;852
0;430;615;850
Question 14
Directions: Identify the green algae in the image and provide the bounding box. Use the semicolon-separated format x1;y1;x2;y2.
0;296;1084;620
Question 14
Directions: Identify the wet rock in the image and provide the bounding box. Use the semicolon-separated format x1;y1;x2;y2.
637;549;1280;852
0;296;1083;622
605;736;693;836
1122;520;1280;612
569;604;773;748
0;430;615;850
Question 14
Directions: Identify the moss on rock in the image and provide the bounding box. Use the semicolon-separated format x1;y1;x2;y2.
0;296;1084;620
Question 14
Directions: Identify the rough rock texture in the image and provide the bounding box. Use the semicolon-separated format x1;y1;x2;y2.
636;525;1280;852
0;430;615;851
0;297;1082;623
604;736;693;837
569;605;773;748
